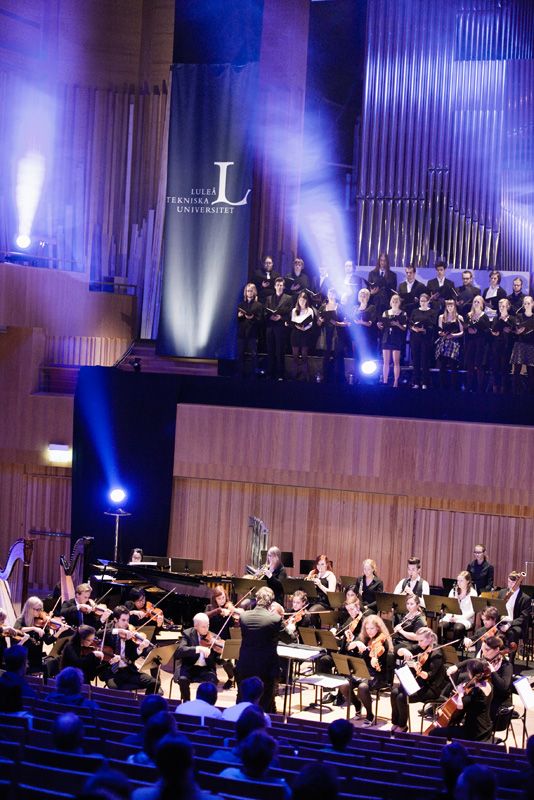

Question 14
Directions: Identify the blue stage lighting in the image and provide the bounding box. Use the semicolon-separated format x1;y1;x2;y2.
109;488;126;505
15;234;31;250
360;360;378;376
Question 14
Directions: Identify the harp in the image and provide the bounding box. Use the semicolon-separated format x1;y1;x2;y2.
59;536;94;601
0;538;34;625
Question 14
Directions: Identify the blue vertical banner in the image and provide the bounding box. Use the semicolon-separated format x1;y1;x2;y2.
157;63;258;359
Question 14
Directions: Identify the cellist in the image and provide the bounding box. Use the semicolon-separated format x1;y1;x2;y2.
390;627;447;732
429;659;493;741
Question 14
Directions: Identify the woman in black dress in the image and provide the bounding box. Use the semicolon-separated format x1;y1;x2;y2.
61;624;104;683
307;554;338;613
435;299;464;389
353;288;377;364
409;292;436;389
237;283;263;378
378;294;407;388
391;593;427;655
463;295;490;392
490;298;515;394
510;295;534;394
290;291;315;381
348;614;391;725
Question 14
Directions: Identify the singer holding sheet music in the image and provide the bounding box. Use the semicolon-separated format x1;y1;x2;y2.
237;283;263;379
367;253;397;316
378;294;407;388
435;299;464;389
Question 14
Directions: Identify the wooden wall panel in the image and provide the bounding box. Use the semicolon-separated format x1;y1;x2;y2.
174;405;534;510
413;509;533;589
45;336;130;366
168;477;414;591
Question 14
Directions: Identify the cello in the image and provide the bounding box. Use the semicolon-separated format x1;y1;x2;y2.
423;664;491;735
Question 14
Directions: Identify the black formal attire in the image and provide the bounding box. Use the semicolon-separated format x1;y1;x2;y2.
482;286;507;313
490;315;515;393
356;575;384;614
367;268;398;316
254;268;280;303
488;657;513;720
265;564;287;606
426;277;456;311
410;307;437;387
380;311;407;351
391;612;426;656
435;318;463;388
318;304;350;383
101;630;157;693
463;312;490;392
507;291;525;314
356;637;390;720
456;284;479;316
397;279;426;317
237;606;282;712
497;589;531;649
353;305;377;362
13;616;56;674
60;599;102;631
60;637;103;683
312;273;331;305
391;649;447;728
290;307;315;380
0;633;6;670
431;684;493;741
265;292;292;380
510;312;534;393
465;559;494;594
237;299;263;378
125;602;159;640
173;626;218;701
284;271;310;299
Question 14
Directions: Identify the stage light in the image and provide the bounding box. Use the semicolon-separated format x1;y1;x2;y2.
109;488;126;505
15;234;31;250
16;151;45;256
47;443;72;465
360;360;378;376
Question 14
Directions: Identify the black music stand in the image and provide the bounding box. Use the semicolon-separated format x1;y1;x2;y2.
472;596;508;618
339;575;358;588
376;592;407;616
315;630;339;651
280;578;318;598
171;557;203;574
231;577;263;598
140;642;178;695
299;560;315;575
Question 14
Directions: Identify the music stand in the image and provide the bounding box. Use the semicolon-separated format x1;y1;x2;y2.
222;639;241;660
326;591;347;609
299;628;318;647
299;560;315;575
231;577;262;598
339;575;358;589
280;578;318;598
171;557;203;574
315;629;340;651
139;642;178;690
424;595;461;616
376;592;406;615
477;595;508;616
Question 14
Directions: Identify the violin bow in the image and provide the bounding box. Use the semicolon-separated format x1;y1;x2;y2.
135;588;176;633
208;585;257;648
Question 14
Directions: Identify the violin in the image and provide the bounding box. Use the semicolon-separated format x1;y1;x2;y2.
368;632;387;671
1;625;27;642
285;605;309;628
423;665;491;735
145;601;165;625
200;631;224;655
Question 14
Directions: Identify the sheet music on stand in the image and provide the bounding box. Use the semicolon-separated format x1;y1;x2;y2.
395;665;420;696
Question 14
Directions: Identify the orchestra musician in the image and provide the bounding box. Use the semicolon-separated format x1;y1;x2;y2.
439;571;477;644
497;571;531;656
480;636;513;721
13;596;57;674
236;587;282;713
390;627;447;732
347;614;390;725
101;605;157;694
205;585;238;690
391;593;427;654
174;612;219;701
463;606;501;655
60;624;104;683
431;659;493;741
393;557;430;601
129;548;144;563
126;588;164;633
465;545;494;594
318;594;364;706
307;554;337;612
282;590;313;643
60;582;112;629
356;559;384;614
261;546;287;606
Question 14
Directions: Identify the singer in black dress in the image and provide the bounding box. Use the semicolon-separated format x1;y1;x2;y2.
378;294;407;388
352;288;377;364
409;293;436;389
490;299;515;394
237;283;263;378
463;295;490;392
290;291;315;381
510;295;534;393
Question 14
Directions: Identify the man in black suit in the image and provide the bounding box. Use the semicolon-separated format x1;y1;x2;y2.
174;612;218;701
426;260;457;311
60;583;111;630
101;605;158;693
265;277;293;381
456;270;479;316
285;257;310;298
236;586;282;713
254;255;280;304
397;265;426;317
507;276;526;314
498;571;532;656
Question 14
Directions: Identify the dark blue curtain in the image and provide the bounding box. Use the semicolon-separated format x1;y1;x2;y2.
158;63;258;359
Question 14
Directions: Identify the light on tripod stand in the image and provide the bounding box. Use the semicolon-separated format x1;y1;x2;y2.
105;487;130;561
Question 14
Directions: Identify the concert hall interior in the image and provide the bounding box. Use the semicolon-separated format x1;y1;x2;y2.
0;1;533;799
